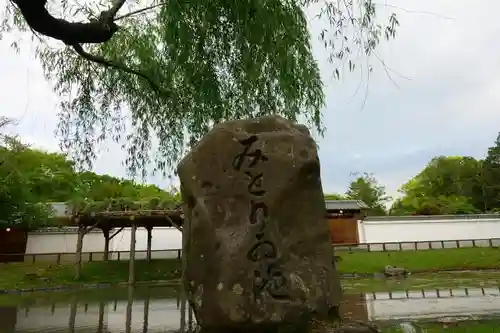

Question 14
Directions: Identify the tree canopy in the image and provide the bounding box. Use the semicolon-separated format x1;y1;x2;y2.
389;135;500;215
0;121;178;229
324;133;500;216
1;0;399;176
0;118;53;229
390;156;483;215
345;173;390;215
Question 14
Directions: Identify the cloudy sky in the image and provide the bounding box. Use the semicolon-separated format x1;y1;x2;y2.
1;0;499;198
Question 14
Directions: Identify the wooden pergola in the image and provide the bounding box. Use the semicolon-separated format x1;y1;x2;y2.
70;206;193;331
70;208;184;283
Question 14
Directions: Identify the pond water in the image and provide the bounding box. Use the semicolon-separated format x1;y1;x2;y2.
1;279;500;332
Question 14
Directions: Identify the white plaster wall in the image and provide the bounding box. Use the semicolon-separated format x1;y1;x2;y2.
38;204;500;252
357;216;500;243
109;227;182;260
26;231;106;254
109;227;181;252
26;227;182;259
49;202;73;218
34;202;183;258
366;287;500;321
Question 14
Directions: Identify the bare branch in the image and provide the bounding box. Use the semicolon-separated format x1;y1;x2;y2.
107;0;128;18
71;43;170;97
12;0;121;44
115;2;167;21
0;117;16;130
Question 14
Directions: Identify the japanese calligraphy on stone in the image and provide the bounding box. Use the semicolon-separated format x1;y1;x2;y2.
232;135;288;299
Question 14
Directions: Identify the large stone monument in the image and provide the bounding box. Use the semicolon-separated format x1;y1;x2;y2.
177;115;342;332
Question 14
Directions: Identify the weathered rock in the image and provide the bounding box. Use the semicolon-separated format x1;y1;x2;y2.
383;265;410;278
177;115;341;332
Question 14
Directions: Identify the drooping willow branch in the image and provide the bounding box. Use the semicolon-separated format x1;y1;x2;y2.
71;43;169;96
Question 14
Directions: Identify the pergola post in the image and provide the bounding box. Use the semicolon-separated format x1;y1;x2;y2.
102;227;111;262
75;224;85;280
125;286;133;333
68;296;77;333
146;226;153;262
180;215;188;332
97;301;105;333
142;296;150;333
128;221;137;285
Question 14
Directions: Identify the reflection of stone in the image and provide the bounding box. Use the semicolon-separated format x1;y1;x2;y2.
178;115;341;332
398;322;418;333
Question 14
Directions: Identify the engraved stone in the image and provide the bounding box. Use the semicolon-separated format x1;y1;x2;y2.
177;115;341;332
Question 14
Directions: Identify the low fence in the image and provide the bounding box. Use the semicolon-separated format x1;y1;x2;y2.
0;249;182;264
2;237;500;263
334;237;500;252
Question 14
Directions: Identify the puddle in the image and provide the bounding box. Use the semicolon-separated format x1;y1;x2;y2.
1;285;500;332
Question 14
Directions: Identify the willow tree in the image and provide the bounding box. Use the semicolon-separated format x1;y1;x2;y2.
1;0;398;176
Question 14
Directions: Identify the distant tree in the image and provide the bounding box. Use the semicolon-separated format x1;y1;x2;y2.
391;156;483;215
324;193;347;200
0;119;178;228
481;133;500;211
74;171;176;202
390;195;480;216
0;128;53;229
345;173;390;215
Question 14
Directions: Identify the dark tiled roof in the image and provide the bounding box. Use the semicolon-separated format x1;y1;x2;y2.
325;200;369;211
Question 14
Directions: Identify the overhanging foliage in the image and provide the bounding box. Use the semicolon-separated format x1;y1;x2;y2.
1;0;399;177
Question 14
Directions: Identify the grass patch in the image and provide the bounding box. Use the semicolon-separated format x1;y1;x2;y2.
0;271;498;306
0;259;181;291
342;271;500;293
336;247;500;273
1;247;499;292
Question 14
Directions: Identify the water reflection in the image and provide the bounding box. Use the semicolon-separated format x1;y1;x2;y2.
365;287;500;321
1;286;500;332
10;287;188;333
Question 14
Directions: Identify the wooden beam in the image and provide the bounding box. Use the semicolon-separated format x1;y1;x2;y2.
146;226;153;262
75;224;85;280
84;221;100;234
165;214;183;232
128;222;137;285
109;227;125;239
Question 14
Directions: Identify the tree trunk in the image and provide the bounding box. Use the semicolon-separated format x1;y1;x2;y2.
180;214;189;332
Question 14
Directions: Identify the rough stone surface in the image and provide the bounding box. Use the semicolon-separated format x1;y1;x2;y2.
177;115;341;332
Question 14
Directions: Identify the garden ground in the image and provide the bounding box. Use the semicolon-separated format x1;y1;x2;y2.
1;247;499;291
